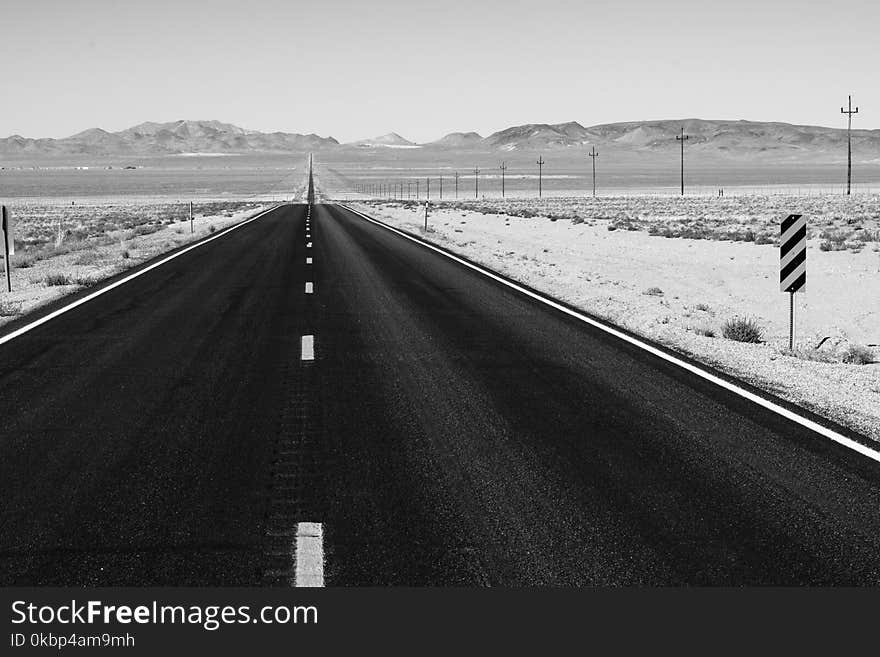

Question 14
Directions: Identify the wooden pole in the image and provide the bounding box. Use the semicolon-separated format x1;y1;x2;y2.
2;206;11;292
676;127;689;195
537;157;544;198
841;95;859;196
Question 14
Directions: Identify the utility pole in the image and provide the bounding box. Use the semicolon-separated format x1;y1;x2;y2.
2;206;11;292
455;172;459;199
474;166;480;198
536;156;545;198
416;180;420;199
499;162;507;198
439;175;443;200
426;177;430;200
588;147;598;197
676;127;689;196
841;94;859;195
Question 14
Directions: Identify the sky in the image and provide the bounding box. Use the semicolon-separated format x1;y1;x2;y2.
2;0;878;142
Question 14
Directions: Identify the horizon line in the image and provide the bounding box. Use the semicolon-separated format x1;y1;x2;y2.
2;115;877;144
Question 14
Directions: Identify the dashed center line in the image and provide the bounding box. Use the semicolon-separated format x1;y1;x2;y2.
307;242;312;248
305;282;314;294
306;257;313;264
301;335;314;361
293;522;324;587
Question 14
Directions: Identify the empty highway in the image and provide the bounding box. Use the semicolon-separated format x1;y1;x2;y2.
2;202;880;585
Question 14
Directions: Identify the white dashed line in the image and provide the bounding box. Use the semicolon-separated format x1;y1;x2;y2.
340;203;880;465
293;522;324;587
306;257;313;264
307;242;312;248
305;282;314;294
301;335;314;361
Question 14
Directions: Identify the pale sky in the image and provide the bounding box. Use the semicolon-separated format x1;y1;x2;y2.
2;0;877;142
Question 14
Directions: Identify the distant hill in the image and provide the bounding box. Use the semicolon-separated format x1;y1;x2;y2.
428;132;484;148
485;121;596;150
349;133;420;148
481;119;880;160
0;120;339;156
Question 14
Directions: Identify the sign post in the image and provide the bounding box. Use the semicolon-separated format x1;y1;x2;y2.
2;205;12;292
189;201;194;234
780;214;807;350
424;201;429;232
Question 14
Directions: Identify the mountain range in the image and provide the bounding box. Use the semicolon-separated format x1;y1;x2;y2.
0;120;340;157
2;118;879;160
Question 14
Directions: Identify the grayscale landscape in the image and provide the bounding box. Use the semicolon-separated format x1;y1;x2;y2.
2;0;880;594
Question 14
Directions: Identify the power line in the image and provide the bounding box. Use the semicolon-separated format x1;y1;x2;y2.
841;94;859;196
536;156;545;198
588;147;598;197
676;127;689;196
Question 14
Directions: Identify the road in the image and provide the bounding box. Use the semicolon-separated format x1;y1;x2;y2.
2;202;880;585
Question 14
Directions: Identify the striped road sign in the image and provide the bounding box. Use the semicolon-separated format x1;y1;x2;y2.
780;214;806;293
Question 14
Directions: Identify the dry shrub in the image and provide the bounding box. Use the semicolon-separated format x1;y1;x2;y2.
722;317;763;343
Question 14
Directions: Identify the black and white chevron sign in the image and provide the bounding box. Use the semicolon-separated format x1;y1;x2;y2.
780;214;806;293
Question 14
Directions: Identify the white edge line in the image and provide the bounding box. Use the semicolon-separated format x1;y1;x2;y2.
339;203;880;465
301;334;315;361
293;521;324;587
0;204;284;348
305;282;314;294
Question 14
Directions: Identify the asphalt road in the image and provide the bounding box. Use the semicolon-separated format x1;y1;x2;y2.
2;202;880;586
